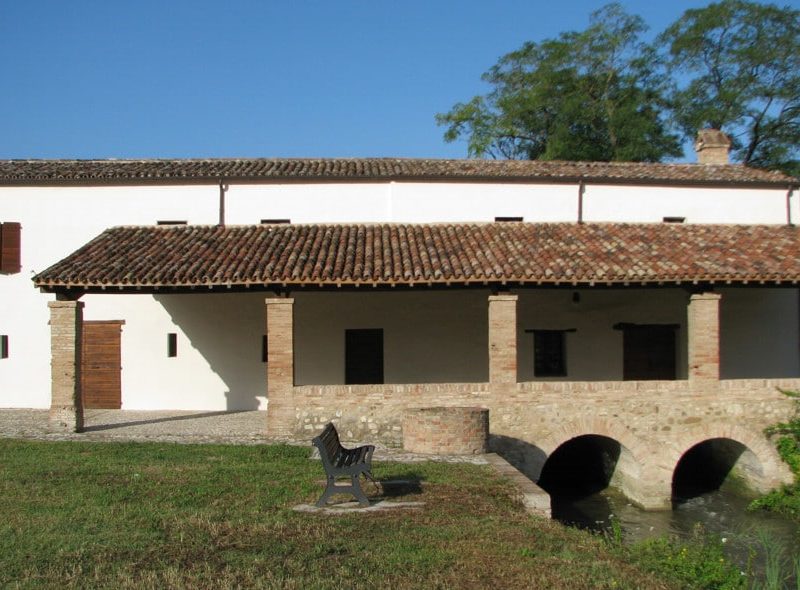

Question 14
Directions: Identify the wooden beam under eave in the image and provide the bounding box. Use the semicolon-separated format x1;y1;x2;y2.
54;288;86;301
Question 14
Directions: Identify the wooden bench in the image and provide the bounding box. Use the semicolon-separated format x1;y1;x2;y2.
312;422;376;507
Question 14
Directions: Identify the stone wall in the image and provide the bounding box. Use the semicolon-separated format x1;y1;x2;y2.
288;378;799;509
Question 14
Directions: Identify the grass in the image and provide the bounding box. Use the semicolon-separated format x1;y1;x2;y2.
0;439;685;589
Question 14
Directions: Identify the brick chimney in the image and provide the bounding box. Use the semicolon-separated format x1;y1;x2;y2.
695;129;731;165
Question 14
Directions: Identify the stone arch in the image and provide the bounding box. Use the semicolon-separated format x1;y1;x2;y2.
668;423;792;494
535;417;648;502
537;416;649;468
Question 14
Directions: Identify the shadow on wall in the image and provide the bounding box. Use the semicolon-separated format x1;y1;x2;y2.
489;434;549;482
156;293;266;411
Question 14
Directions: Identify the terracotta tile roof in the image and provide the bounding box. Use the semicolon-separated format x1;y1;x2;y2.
1;158;794;186
33;222;800;291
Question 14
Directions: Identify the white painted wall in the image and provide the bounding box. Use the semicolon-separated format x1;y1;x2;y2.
294;290;489;385
583;185;788;224
225;181;790;225
0;184;218;408
517;289;690;381
0;179;795;409
720;288;800;378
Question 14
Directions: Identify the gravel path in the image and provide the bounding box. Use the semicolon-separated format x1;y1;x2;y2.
0;409;487;464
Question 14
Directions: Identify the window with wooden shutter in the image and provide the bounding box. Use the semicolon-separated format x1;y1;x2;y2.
0;222;21;274
533;330;567;377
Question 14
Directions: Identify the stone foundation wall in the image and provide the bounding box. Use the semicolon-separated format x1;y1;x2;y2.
291;379;797;447
288;378;799;509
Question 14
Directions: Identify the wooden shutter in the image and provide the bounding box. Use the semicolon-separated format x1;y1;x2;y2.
621;324;677;381
82;321;123;409
0;222;21;274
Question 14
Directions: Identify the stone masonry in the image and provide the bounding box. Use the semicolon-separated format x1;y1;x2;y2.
290;378;797;509
48;300;84;432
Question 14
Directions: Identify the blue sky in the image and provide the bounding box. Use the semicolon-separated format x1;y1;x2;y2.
1;1;796;160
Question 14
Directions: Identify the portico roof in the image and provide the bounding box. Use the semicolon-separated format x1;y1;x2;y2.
32;222;800;293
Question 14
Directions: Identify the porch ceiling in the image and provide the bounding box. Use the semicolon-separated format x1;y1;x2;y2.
32;222;800;293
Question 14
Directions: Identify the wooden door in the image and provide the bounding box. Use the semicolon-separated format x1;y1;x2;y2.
82;321;123;409
622;324;676;381
345;329;384;384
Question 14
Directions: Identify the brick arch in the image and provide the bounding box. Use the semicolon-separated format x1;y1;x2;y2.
667;423;791;491
537;417;649;469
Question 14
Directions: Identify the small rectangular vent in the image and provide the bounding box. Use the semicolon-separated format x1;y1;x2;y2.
494;216;523;222
167;333;178;357
662;216;686;223
260;219;291;225
157;220;188;226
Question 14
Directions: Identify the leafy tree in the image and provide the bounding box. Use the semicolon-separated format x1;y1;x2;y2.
659;0;800;174
436;4;682;162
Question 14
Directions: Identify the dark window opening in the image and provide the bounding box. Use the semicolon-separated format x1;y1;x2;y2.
615;323;678;380
532;330;568;377
262;335;268;363
0;222;21;274
1;335;8;359
167;333;178;357
494;216;524;222
157;220;187;226
345;329;384;384
662;216;686;223
260;219;291;224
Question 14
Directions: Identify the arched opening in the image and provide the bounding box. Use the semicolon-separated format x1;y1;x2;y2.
538;435;622;497
539;435;638;529
672;438;763;506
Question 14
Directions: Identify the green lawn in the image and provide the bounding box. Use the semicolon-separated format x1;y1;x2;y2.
0;439;699;589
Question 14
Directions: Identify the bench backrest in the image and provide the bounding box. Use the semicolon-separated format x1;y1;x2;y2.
313;423;343;468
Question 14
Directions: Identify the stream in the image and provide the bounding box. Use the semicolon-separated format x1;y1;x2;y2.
552;487;800;585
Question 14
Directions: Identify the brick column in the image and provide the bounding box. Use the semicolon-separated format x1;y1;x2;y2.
687;292;721;381
265;297;295;436
488;294;518;383
48;300;84;432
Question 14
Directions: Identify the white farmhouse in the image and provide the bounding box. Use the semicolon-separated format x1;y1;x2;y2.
1;130;799;508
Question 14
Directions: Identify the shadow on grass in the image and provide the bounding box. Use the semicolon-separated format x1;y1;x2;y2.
82;410;247;432
377;473;425;498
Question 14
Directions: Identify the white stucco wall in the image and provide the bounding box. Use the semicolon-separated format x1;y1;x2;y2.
3;285;796;410
582;184;788;224
720;288;800;378
0;179;796;409
516;289;690;381
294;290;489;385
224;181;790;225
0;184;218;408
